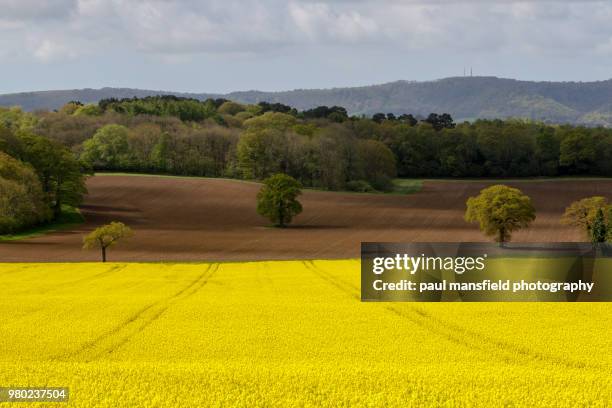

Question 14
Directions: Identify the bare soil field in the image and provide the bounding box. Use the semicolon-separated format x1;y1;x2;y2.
1;175;610;262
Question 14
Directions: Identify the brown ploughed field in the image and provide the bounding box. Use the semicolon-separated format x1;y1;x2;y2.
1;175;610;262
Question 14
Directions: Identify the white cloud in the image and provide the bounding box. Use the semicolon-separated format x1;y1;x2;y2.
1;0;612;62
289;2;378;42
0;0;77;20
32;39;77;61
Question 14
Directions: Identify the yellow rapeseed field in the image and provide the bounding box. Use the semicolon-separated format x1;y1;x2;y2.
0;260;610;407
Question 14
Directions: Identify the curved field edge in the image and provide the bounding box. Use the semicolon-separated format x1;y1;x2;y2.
94;172;424;195
0;260;610;407
0;206;83;242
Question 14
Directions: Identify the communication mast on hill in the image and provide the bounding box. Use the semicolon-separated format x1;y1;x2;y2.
463;67;474;77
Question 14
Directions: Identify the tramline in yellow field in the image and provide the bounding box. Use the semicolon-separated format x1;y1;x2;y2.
1;261;611;407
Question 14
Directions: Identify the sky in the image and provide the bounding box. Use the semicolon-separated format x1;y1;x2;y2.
2;0;612;94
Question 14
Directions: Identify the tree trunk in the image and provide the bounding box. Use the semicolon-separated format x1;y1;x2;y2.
102;246;107;263
53;178;62;218
53;200;62;218
277;202;285;228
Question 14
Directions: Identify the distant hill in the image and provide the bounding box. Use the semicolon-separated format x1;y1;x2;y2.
0;87;215;113
3;77;612;125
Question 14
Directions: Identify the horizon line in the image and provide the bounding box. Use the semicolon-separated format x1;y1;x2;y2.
2;75;612;97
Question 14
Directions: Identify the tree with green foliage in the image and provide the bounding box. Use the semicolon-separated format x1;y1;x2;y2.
1;118;87;220
99;96;219;122
590;208;608;244
561;196;609;238
18;133;87;217
559;131;597;174
355;139;396;191
302;106;348;122
535;129;560;176
81;124;131;170
256;174;303;227
58;101;83;115
257;102;295;115
243;112;297;132
74;104;102;116
312;126;352;190
0;124;23;158
465;185;536;244
0;107;38;133
424;113;455;131
0;152;51;234
83;221;133;262
217;101;246;116
237;129;287;179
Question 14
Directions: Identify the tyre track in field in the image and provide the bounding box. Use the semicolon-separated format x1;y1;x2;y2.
302;261;598;371
9;265;128;296
54;263;219;362
32;265;129;295
0;264;47;277
88;264;218;360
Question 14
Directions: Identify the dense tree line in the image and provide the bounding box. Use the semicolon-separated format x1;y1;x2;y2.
0;107;87;234
81;122;239;177
33;96;612;185
98;95;223;123
385;120;612;177
70;104;612;185
3;94;612;234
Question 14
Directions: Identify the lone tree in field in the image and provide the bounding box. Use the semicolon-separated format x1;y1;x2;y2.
561;196;609;239
257;173;303;228
83;222;133;262
465;185;536;244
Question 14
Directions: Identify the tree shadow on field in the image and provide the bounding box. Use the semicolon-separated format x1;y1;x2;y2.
265;224;347;230
81;204;140;214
